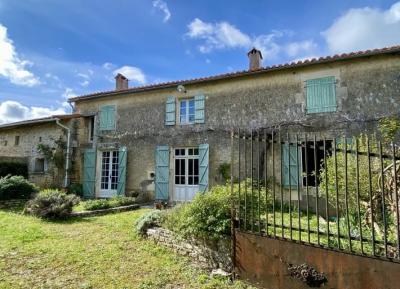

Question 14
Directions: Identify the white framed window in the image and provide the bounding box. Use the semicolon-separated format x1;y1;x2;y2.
174;148;199;186
179;98;195;124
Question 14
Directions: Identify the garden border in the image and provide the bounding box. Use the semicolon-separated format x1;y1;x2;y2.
71;204;139;217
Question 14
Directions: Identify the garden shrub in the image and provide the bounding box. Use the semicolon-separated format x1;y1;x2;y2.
0;175;38;200
163;185;232;241
162;182;270;241
24;189;80;219
0;162;28;178
82;196;136;211
134;210;163;236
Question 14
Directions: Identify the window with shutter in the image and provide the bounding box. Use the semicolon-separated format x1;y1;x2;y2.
306;76;336;113
99;105;116;130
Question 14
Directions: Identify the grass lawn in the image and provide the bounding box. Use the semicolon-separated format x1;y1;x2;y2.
0;201;253;289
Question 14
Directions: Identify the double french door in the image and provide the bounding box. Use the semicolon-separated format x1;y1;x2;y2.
173;147;199;202
99;150;119;198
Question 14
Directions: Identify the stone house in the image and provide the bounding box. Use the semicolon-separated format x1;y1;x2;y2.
67;46;400;203
0;114;81;188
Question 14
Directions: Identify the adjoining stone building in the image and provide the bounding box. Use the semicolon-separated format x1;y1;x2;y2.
67;45;400;203
0;114;81;188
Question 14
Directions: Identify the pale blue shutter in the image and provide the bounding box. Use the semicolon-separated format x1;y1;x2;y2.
165;96;176;126
99;106;108;130
117;146;127;196
155;146;170;200
83;148;96;198
306;76;336;113
107;105;116;129
194;95;205;124
198;144;209;192
99;105;116;130
282;144;300;187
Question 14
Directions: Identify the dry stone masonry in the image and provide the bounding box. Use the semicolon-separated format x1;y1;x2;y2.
146;227;232;272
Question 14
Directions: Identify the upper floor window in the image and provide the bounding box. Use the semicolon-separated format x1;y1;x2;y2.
99;105;116;131
15;136;20;146
165;95;205;126
179;98;195;124
306;76;336;114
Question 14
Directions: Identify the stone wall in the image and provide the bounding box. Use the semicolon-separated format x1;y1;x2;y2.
73;53;400;200
146;227;232;272
0;119;77;188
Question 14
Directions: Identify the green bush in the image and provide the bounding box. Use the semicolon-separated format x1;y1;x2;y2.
134;210;163;236
24;189;80;219
0;175;38;200
163;185;233;241
0;162;28;178
82;196;136;211
67;183;83;197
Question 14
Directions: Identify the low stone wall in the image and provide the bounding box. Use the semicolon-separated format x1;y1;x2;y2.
70;204;139;217
146;227;232;272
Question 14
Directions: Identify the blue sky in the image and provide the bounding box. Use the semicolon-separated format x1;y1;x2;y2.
0;0;400;124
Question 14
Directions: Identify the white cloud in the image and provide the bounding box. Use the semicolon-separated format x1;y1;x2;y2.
62;88;77;99
285;40;318;58
0;100;66;124
323;2;400;53
0;23;40;86
185;18;318;62
102;62;114;70
80;80;89;87
186;18;251;53
152;0;171;23
113;66;146;85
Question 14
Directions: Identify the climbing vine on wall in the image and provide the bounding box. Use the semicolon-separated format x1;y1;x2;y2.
37;138;66;170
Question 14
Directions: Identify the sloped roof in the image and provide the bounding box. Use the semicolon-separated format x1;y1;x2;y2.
0;114;81;130
68;45;399;102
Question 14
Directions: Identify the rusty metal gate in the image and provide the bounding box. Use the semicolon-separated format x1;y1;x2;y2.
230;128;400;289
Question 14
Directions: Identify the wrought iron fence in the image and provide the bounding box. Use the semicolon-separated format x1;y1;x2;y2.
232;128;400;261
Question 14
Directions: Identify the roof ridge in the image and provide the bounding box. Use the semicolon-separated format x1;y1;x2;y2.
69;44;400;102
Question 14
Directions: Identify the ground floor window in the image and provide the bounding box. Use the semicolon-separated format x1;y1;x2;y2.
34;158;45;173
174;148;199;186
100;150;119;191
173;147;200;202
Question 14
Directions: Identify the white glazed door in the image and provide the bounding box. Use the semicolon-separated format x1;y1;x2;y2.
173;148;199;202
99;150;119;198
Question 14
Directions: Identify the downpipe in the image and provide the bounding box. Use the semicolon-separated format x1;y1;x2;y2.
55;119;71;188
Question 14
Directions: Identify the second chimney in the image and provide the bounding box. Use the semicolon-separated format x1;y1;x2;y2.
115;73;129;90
247;48;263;70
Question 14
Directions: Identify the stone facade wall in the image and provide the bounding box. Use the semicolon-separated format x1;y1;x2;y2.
72;54;400;200
146;227;232;272
0;120;76;188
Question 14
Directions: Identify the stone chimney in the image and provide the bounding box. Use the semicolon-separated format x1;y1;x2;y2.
115;73;129;90
247;48;263;70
